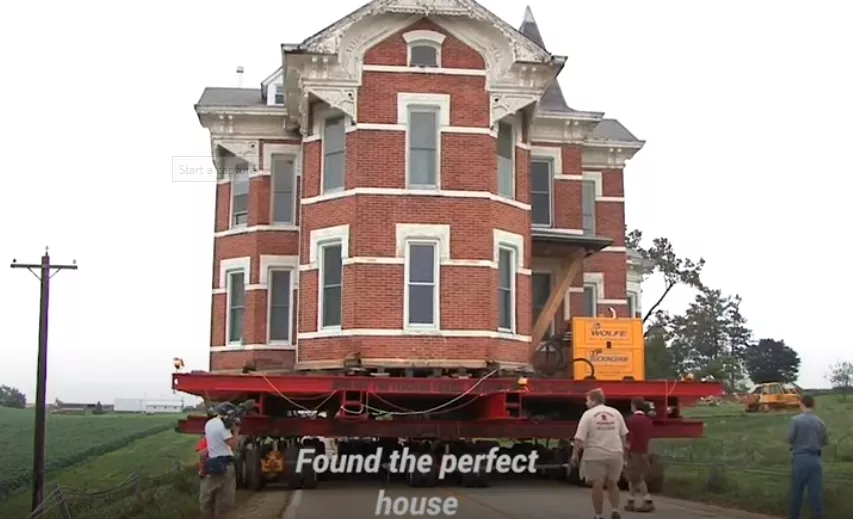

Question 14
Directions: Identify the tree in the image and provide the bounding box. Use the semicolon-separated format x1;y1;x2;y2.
744;339;801;384
0;385;27;408
626;228;706;324
666;286;753;392
643;313;677;379
827;361;853;399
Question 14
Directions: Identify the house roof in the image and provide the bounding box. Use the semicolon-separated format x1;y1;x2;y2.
518;6;642;144
195;3;643;145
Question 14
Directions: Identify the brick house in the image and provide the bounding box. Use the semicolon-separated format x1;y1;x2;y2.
194;1;646;374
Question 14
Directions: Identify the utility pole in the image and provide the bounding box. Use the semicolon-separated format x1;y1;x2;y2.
10;247;77;513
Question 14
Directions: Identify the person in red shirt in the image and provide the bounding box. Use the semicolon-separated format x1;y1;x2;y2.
624;397;655;512
196;437;209;478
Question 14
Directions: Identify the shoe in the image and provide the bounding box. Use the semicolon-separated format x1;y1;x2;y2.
635;501;655;513
624;501;636;512
610;511;621;519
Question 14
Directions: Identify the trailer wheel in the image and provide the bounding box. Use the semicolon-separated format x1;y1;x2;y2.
301;460;318;489
284;445;304;490
234;454;245;489
646;454;665;493
245;443;265;491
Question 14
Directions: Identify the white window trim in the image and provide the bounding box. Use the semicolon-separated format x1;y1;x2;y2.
627;290;639;319
405;105;442;189
398;93;450;190
403;31;445;68
218;257;251;289
403;239;441;331
582;171;604;198
261;255;299;345
225;155;250;229
310;225;349;331
407;40;442;68
583;272;604;317
319;107;348;194
318;242;344;332
493;229;524;270
497;245;517;333
225;269;246;346
530;156;554;228
531;269;556;335
396;223;450;260
265;144;301;225
496;116;519;200
267;83;285;106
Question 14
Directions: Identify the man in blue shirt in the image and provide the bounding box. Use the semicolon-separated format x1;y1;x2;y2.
787;394;828;519
200;403;240;518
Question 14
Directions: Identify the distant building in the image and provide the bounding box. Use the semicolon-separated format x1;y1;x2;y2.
114;398;184;414
143;401;183;414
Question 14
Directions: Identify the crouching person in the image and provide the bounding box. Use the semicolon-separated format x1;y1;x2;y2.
624;397;655;512
200;403;239;519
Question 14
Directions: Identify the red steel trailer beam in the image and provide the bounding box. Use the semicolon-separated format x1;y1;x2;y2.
172;372;724;401
175;415;708;439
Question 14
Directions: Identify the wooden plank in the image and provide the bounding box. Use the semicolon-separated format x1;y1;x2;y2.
529;249;586;358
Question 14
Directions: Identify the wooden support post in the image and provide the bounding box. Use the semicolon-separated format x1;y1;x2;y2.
529;249;587;359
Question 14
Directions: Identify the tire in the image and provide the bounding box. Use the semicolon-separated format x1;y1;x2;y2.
245;444;265;491
234;454;245;489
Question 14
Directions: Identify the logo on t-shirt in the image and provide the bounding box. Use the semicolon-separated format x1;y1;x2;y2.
594;410;617;431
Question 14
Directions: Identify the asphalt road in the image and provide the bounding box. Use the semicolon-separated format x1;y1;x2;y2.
278;482;780;519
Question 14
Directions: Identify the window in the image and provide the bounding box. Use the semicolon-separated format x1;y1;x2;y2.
409;43;438;67
531;273;554;334
226;271;245;344
319;243;343;328
274;85;284;105
627;292;639;318
322;116;346;193
405;242;438;327
408;108;439;188
231;167;249;227
497;121;514;198
498;247;516;332
268;270;291;342
271;156;295;223
581;180;596;234
531;160;553;226
582;284;597;317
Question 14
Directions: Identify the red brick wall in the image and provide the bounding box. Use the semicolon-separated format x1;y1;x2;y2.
207;17;630;372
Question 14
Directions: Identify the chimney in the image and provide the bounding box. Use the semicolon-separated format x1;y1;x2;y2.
236;66;244;88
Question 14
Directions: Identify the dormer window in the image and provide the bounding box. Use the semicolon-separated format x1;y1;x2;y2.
403;30;446;68
274;84;284;105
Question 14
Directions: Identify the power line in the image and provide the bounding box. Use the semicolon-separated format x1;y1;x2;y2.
10;247;78;513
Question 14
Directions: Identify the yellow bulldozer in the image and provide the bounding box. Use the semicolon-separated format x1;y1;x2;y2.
743;382;803;413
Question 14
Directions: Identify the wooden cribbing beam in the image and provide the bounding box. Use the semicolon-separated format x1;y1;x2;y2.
529;249;587;360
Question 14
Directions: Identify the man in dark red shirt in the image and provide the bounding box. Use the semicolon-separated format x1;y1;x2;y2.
625;397;655;512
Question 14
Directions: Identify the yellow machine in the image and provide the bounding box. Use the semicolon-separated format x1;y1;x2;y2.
743;382;803;412
570;317;645;381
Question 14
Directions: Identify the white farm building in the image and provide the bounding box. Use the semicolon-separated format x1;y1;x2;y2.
114;398;184;414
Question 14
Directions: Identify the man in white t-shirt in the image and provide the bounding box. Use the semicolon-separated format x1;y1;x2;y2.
199;403;240;518
571;388;628;519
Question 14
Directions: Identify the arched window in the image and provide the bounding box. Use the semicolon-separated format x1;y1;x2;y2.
403;30;446;68
409;42;439;67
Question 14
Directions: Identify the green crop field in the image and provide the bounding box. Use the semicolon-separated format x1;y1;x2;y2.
0;408;187;499
656;394;853;516
0;429;201;519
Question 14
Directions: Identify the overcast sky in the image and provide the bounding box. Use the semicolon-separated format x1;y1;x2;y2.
2;0;850;402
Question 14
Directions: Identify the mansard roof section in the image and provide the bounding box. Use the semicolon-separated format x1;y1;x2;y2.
590;118;644;147
196;88;264;109
293;0;555;66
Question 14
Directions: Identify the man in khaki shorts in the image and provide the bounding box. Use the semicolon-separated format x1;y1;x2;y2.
571;388;628;519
